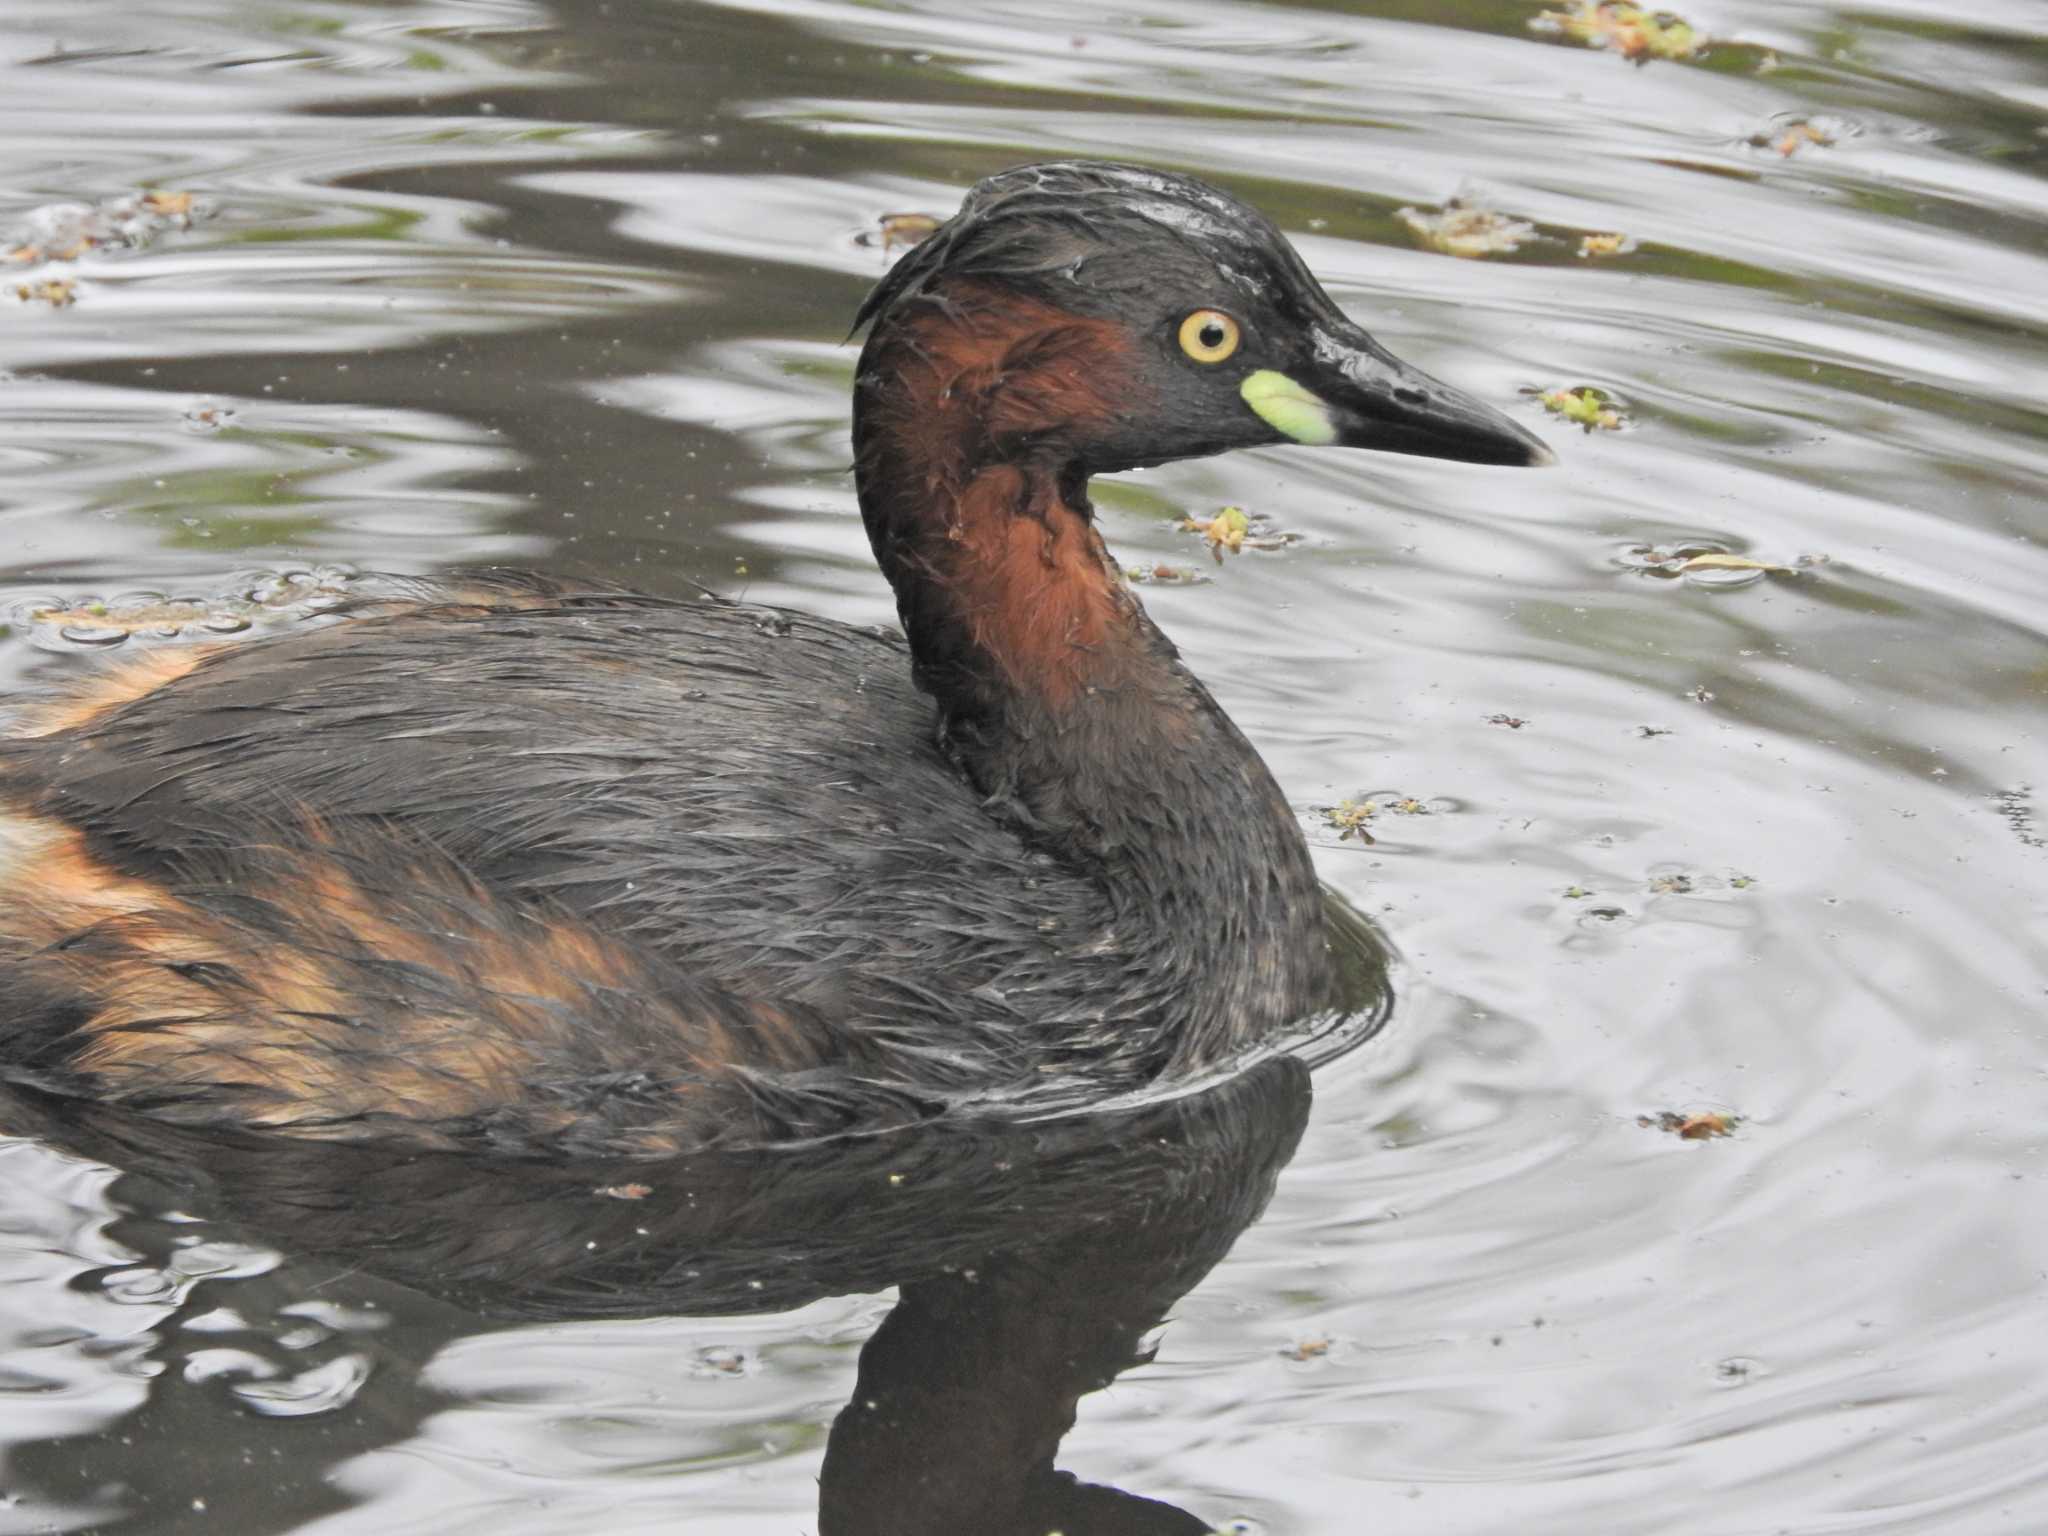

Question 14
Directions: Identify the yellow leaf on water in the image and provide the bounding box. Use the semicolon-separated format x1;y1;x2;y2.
872;212;941;255
1323;799;1378;843
1677;552;1794;575
1534;1;1703;62
1396;199;1535;259
12;277;76;308
1578;232;1636;258
1537;385;1624;431
1178;505;1254;561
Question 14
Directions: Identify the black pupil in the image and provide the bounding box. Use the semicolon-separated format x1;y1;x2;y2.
1199;322;1226;349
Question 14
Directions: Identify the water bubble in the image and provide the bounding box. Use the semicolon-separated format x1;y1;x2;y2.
57;622;130;647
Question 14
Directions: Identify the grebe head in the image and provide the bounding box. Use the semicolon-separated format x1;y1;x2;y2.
854;159;1553;474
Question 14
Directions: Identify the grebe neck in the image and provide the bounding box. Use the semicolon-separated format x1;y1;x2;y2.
852;306;1330;1056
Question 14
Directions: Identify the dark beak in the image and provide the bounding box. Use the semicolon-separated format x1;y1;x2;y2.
1245;321;1555;468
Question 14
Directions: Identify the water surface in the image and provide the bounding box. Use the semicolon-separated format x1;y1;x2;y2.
0;1;2044;1531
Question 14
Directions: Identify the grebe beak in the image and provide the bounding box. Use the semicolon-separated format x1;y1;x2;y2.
1241;320;1555;468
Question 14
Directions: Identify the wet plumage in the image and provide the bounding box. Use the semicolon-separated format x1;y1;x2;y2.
0;162;1547;1153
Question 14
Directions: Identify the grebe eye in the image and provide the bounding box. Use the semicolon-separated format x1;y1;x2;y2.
1177;309;1241;364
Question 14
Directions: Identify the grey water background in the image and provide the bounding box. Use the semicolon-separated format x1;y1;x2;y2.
0;0;2044;1531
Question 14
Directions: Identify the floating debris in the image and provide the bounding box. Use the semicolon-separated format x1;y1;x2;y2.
1577;231;1638;258
3;188;205;267
1996;786;2043;850
182;401;236;433
594;1183;651;1201
1728;872;1757;888
1125;561;1208;586
1618;542;1802;589
11;277;75;308
1648;872;1695;895
1323;799;1378;843
1532;2;1704;63
1686;685;1715;704
1486;713;1530;729
1562;885;1592;899
1677;551;1794;575
1535;385;1624;431
1182;505;1250;557
854;211;942;256
1752;118;1835;157
1322;792;1451;841
1638;1109;1739;1140
1395;198;1536;259
1176;505;1295;563
139;190;195;219
1636;725;1674;738
1279;1337;1333;1362
689;1345;753;1378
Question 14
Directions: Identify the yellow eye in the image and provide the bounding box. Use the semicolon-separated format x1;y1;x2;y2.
1177;309;1241;364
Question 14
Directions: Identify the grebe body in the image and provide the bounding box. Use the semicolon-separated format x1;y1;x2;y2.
0;162;1546;1153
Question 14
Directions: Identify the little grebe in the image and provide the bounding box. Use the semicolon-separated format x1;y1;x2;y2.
0;162;1547;1154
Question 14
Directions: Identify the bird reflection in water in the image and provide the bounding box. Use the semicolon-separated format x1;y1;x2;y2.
0;1051;1316;1534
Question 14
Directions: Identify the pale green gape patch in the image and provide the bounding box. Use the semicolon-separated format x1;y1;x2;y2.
1239;369;1338;446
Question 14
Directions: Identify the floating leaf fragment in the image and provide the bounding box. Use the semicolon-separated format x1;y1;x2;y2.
1486;713;1529;729
1577;232;1636;258
1280;1337;1333;1362
1638;1109;1739;1140
1125;561;1207;586
1390;797;1429;816
1648;872;1695;895
12;277;75;308
1183;505;1250;557
855;211;942;256
1395;198;1535;259
1754;119;1834;157
1618;542;1799;586
1728;873;1757;888
1678;552;1794;575
594;1182;651;1200
1532;2;1704;63
1323;799;1378;843
1536;385;1624;431
1176;505;1295;563
2;188;205;268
